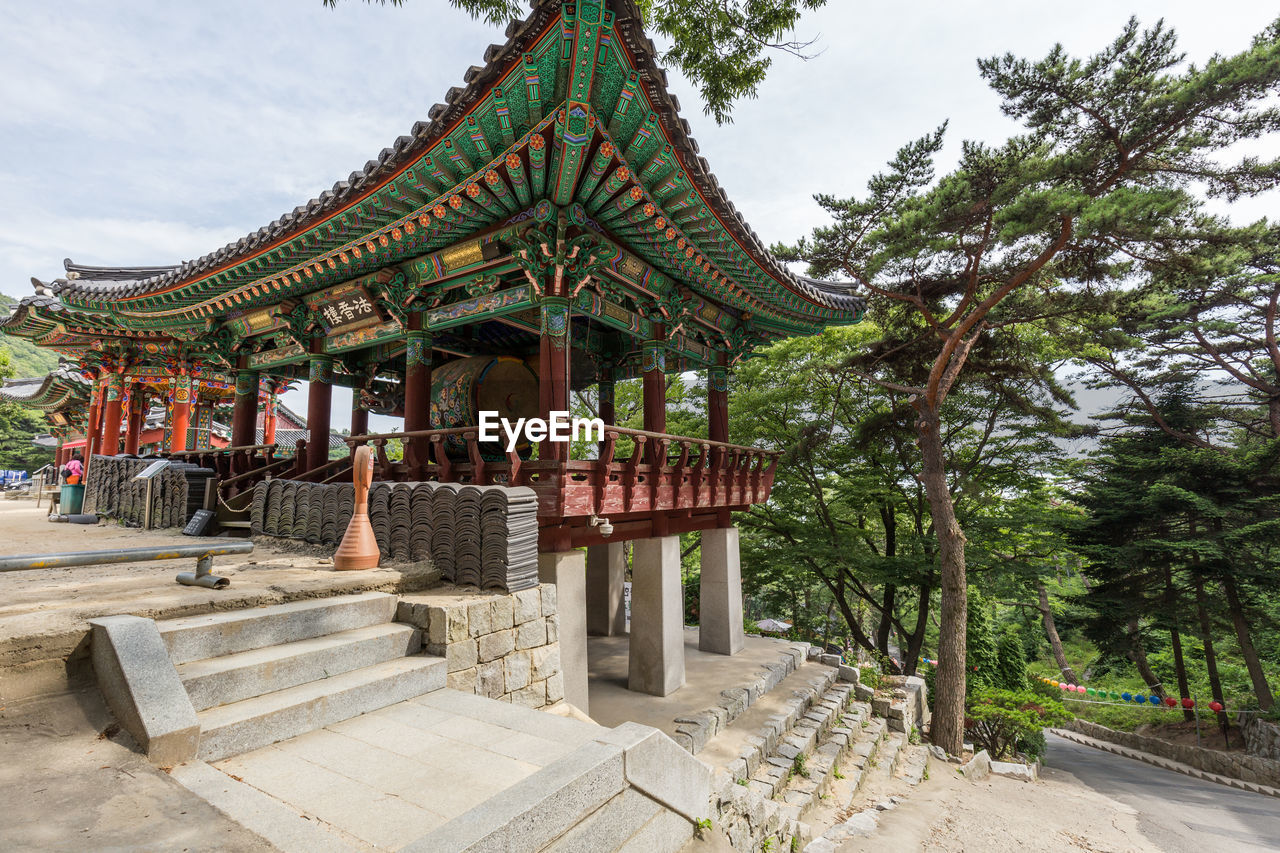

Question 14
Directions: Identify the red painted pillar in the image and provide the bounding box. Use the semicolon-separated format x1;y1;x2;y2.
123;386;145;455
84;381;103;460
351;391;369;441
598;372;615;426
306;348;333;472
403;312;432;469
538;297;571;460
99;373;126;457
642;324;667;438
231;358;260;448
709;352;729;444
169;373;193;452
262;388;278;446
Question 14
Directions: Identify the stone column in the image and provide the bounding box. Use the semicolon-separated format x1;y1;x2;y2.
231;359;260;448
123;386;145;455
538;550;589;714
306;351;333;472
586;542;627;636
168;374;193;453
629;535;685;696
699;526;745;656
99;373;125;457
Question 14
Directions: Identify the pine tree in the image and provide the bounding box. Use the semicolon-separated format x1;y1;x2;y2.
966;589;999;692
995;629;1028;691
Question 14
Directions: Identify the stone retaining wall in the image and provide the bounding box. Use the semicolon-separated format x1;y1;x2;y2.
396;584;562;710
1240;715;1280;762
1070;718;1280;788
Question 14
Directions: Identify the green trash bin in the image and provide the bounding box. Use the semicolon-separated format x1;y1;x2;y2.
60;484;84;514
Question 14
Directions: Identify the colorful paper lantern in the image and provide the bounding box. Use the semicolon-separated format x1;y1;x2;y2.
1209;701;1224;713
1122;692;1132;702
1164;696;1177;707
1181;698;1195;709
1135;695;1147;704
1077;685;1087;693
1110;691;1121;700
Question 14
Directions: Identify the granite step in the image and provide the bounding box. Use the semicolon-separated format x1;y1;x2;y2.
159;591;398;664
746;683;854;801
197;655;446;761
777;702;871;816
177;622;422;711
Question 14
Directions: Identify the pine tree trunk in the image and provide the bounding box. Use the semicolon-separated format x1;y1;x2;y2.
1222;575;1275;710
914;401;967;755
1038;582;1078;684
1163;567;1195;722
1126;619;1165;699
1193;573;1230;746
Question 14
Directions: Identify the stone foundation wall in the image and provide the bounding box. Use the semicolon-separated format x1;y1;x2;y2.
396;584;562;709
1240;715;1280;762
1070;719;1280;788
874;674;928;734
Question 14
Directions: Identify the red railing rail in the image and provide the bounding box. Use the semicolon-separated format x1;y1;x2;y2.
342;425;780;518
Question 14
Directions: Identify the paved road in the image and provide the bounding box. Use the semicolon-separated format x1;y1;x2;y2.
1044;732;1280;852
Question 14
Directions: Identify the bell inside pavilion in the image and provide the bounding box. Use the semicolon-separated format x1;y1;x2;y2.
1;0;864;703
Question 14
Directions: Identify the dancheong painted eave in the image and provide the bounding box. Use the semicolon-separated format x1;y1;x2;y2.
3;0;863;349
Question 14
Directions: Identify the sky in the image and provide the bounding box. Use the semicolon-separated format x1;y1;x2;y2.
2;0;1277;429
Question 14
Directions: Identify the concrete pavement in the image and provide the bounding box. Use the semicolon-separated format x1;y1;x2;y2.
1044;732;1280;852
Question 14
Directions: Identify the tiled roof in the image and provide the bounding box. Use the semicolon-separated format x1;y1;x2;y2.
23;0;863;319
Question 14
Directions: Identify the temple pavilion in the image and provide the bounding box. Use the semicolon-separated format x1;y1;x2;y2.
0;0;864;705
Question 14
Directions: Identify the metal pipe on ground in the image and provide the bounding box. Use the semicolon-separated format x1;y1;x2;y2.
0;541;252;590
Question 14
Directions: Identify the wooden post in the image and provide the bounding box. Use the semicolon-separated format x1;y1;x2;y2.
99;373;125;457
123;386;145;455
350;391;369;442
538;296;572;460
84;380;103;460
306;349;333;472
403;312;432;470
709;352;729;444
598;372;615;425
231;357;260;448
262;386;278;446
642;325;666;464
169;373;193;453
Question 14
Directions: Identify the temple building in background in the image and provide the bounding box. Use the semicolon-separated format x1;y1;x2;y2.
0;0;864;706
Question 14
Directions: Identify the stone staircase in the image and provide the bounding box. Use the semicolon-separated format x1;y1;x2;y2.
157;592;445;762
91;591;711;852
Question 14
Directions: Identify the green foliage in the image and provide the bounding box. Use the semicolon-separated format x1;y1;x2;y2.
964;689;1072;760
0;344;56;473
966;589;999;692
859;666;881;691
995;630;1028;692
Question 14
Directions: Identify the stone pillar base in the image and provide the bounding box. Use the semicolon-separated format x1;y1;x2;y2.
538;550;588;715
699;526;745;656
629;535;686;696
586;542;627;637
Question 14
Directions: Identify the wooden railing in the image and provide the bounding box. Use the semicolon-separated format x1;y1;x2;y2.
166;443;285;498
343;425;780;520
